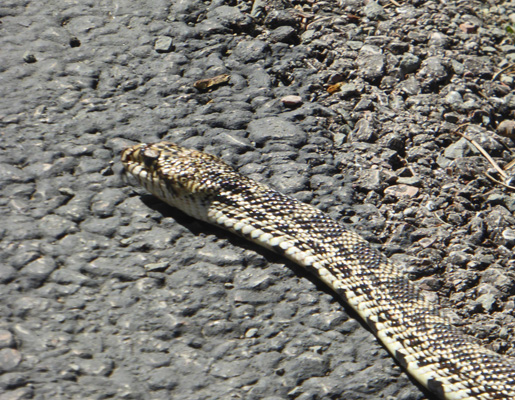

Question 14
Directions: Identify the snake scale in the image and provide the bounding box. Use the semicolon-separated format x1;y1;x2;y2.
121;141;515;400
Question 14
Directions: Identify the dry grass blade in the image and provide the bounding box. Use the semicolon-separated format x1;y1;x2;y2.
492;63;515;82
485;172;515;190
451;124;508;180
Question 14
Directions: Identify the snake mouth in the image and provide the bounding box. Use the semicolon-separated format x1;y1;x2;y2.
119;146;137;185
120;144;138;173
121;144;145;170
120;143;158;191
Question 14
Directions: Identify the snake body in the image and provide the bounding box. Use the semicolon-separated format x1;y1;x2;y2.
121;141;515;400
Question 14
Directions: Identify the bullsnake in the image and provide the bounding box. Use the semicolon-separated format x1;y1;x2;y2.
121;141;515;400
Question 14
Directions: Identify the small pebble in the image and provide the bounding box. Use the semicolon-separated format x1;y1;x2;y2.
154;36;173;53
281;95;303;107
460;22;478;34
0;330;15;349
0;349;22;373
384;184;419;198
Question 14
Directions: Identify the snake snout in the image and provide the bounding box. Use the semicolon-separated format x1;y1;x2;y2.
121;144;145;166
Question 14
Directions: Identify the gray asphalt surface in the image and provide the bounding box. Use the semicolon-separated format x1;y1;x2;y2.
2;0;515;399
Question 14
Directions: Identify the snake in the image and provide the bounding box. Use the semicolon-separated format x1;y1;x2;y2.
121;141;515;400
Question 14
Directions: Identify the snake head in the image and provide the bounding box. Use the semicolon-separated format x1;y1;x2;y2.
121;141;237;219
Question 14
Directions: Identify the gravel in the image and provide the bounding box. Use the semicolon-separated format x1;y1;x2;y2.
2;0;515;399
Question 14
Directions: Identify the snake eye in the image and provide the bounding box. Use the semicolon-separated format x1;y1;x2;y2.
142;148;159;167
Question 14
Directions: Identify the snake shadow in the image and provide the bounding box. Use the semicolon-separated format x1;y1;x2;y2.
141;194;436;400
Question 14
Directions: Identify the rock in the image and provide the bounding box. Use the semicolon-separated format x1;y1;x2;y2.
463;56;495;79
339;83;359;97
90;188;126;217
417;57;449;87
363;1;386;20
232;39;269;63
356;53;385;81
349;117;376;142
398;76;421;95
38;214;77;239
23;53;37;63
355;170;382;191
0;164;31;185
0;266;17;284
0;331;15;349
280;95;303;107
282;353;329;382
497;120;515;138
444;90;463;106
247;117;307;146
147;367;179;390
154;36;173;53
399;53;421;74
444;137;472;159
0;349;21;373
264;10;299;28
206;5;253;32
20;257;57;287
388;40;410;54
477;293;497;312
429;32;449;48
269;26;298;44
384;184;419;198
502;228;515;247
460;22;478;33
144;261;170;272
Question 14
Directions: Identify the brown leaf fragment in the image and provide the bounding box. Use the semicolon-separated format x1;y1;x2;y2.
327;82;344;94
194;74;230;90
347;13;360;23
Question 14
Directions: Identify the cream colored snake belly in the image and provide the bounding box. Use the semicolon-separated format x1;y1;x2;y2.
121;141;515;400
